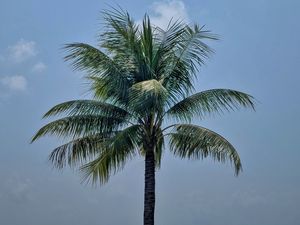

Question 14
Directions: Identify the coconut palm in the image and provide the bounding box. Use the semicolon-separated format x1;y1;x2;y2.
31;8;255;225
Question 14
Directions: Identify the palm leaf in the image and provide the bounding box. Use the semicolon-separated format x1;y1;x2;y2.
43;100;129;118
167;89;255;122
31;115;126;142
129;79;168;115
64;43;132;103
101;7;139;53
169;124;242;175
87;76;131;106
100;7;141;70
138;15;155;81
176;25;217;72
49;133;114;169
153;19;186;62
151;20;190;101
160;25;217;99
80;125;142;184
64;43;118;75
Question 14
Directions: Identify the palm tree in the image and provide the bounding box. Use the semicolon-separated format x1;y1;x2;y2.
31;8;255;225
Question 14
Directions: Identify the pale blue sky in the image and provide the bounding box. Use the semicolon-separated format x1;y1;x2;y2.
0;1;299;225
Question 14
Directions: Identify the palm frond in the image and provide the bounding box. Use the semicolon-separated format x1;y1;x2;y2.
138;15;155;81
64;43;132;103
49;133;114;169
129;79;168;115
43;100;129;119
151;20;189;101
101;8;147;84
64;43;117;75
154;19;186;62
169;124;242;175
80;125;142;184
167;89;255;122
87;75;131;105
101;7;140;59
31;115;126;142
176;25;217;72
160;25;217;99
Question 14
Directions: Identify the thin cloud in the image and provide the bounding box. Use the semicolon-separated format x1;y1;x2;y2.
149;0;189;29
231;189;268;207
0;75;27;91
8;39;38;63
32;62;47;73
0;175;34;203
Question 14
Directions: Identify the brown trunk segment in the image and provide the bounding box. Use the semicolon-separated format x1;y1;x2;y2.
143;149;155;225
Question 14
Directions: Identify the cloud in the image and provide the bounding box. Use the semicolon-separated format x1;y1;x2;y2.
0;175;34;203
149;0;189;29
231;189;268;207
32;62;47;73
1;75;27;91
8;39;38;63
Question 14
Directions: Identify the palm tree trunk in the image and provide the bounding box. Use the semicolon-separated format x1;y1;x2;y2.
144;149;155;225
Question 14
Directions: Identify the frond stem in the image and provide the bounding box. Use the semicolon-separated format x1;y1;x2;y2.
161;124;177;133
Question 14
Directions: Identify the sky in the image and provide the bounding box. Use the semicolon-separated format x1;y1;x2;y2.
0;0;299;224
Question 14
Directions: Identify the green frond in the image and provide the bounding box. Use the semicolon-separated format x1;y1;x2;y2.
154;19;186;58
139;15;154;80
161;60;193;101
159;25;217;99
167;89;255;122
151;20;190;101
178;24;217;70
131;79;167;96
101;7;140;58
129;79;168;115
64;43;132;104
43;100;129;119
101;8;147;84
31;115;126;142
49;133;114;169
80;125;142;184
87;75;131;105
169;124;242;175
102;11;156;82
64;43;117;75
